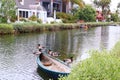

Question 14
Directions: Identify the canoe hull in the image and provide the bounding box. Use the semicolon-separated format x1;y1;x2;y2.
37;54;70;79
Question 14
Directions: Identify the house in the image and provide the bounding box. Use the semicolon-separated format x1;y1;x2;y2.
40;0;72;15
15;0;47;23
40;0;63;16
15;0;72;23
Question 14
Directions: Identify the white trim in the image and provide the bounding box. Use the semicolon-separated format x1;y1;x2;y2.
17;8;47;23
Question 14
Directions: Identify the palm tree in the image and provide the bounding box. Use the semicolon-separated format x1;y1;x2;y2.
93;0;111;20
71;0;85;8
62;0;85;13
94;0;111;10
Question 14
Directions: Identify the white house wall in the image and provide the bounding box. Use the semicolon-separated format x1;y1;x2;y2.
38;11;47;23
17;8;47;23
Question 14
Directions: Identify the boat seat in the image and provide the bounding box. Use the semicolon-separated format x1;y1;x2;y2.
42;60;52;66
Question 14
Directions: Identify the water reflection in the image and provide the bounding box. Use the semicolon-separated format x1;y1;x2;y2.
0;26;120;80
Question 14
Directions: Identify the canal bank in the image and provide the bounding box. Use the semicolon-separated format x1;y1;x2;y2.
59;41;120;80
0;22;120;34
0;26;120;80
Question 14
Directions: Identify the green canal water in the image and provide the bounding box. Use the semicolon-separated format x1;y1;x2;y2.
0;26;120;80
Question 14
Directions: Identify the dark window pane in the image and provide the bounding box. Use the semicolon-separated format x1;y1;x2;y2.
23;11;25;17
26;11;28;18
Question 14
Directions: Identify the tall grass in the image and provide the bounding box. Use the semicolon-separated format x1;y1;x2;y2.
13;22;42;33
0;22;120;34
13;22;117;33
59;41;120;80
0;24;14;34
13;22;81;33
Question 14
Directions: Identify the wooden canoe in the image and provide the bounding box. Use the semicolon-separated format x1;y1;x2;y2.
36;53;71;79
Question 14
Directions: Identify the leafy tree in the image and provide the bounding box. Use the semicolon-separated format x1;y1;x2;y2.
93;0;111;19
111;13;119;22
0;15;7;23
93;0;111;10
75;5;96;22
56;12;76;23
111;2;120;22
0;0;16;22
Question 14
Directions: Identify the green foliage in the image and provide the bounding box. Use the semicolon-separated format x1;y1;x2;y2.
110;41;120;57
13;22;41;33
70;0;85;8
0;22;120;34
111;13;119;22
50;21;56;24
0;24;14;34
0;15;7;23
56;12;76;23
75;5;96;22
37;19;42;23
71;8;78;15
9;10;17;22
59;41;120;80
19;18;27;22
29;15;37;21
93;0;111;8
56;12;70;20
13;22;82;33
0;0;16;22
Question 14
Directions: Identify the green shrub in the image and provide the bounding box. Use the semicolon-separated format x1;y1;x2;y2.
56;12;76;23
0;24;14;34
10;16;17;22
56;12;68;19
13;22;41;33
75;5;96;22
19;18;27;22
111;13;119;22
59;41;120;80
9;10;17;22
0;15;7;23
29;15;37;21
37;19;42;23
50;21;55;24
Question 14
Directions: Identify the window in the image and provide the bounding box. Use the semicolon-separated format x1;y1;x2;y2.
23;11;25;17
26;11;28;18
19;11;28;18
53;3;60;11
43;2;50;10
19;11;22;17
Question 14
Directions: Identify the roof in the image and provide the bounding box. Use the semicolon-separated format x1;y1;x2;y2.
15;0;45;11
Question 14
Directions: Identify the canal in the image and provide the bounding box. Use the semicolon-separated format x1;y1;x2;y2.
0;26;120;80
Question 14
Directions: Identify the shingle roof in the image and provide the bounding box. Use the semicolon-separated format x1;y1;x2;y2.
15;0;45;11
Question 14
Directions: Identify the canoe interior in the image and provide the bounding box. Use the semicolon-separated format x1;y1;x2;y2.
37;53;71;79
40;54;70;73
